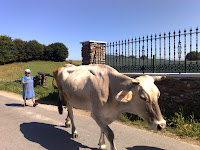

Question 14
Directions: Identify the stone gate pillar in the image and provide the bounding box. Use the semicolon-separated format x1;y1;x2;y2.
81;40;107;65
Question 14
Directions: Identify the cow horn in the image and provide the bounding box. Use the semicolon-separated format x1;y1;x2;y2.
152;76;166;82
132;79;140;85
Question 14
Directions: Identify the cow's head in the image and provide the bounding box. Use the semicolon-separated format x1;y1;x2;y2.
116;75;166;131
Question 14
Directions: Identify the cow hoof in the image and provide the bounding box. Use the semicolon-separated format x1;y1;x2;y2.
72;133;78;138
65;122;70;128
99;144;107;150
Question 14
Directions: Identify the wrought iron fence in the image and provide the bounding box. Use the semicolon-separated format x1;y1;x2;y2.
105;27;200;73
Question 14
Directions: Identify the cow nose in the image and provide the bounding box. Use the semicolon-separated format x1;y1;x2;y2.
157;123;166;130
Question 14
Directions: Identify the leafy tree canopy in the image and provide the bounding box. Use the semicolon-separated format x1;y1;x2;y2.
13;38;26;62
186;51;200;61
0;35;69;65
0;36;15;64
49;42;69;62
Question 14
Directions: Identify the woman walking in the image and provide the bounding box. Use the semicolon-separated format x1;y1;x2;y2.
22;69;38;107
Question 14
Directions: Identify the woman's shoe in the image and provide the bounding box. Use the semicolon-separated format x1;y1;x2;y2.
33;102;38;107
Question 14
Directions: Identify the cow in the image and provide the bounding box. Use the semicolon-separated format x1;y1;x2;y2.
56;64;166;150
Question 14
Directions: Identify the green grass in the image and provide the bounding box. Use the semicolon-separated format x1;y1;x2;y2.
120;111;200;141
167;111;200;139
0;82;22;94
0;62;24;81
0;60;82;81
0;60;81;102
120;113;148;129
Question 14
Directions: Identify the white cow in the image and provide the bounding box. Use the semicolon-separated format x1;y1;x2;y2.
55;64;166;150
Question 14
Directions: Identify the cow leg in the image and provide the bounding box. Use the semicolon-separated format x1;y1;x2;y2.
91;113;117;150
67;105;78;138
65;110;71;128
98;130;107;150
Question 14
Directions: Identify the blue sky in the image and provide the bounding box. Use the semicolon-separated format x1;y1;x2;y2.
0;0;200;60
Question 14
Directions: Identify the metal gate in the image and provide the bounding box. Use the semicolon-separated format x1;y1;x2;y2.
105;27;200;73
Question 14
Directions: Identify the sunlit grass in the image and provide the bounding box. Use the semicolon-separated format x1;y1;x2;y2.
0;82;22;94
0;62;24;80
0;60;79;81
120;111;200;141
67;60;82;66
167;112;200;139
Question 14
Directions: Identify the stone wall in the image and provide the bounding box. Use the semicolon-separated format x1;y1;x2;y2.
125;74;200;119
155;77;200;118
81;40;106;65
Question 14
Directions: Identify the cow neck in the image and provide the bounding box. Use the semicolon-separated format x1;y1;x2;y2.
109;73;133;93
108;72;133;113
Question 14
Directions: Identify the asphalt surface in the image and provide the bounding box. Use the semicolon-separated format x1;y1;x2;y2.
0;93;200;150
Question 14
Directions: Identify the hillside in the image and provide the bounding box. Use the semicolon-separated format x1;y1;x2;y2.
0;60;82;100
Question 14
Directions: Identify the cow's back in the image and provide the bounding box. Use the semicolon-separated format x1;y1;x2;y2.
59;65;118;110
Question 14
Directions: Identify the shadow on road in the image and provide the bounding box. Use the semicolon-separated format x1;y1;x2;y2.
36;91;58;106
5;103;31;107
20;122;98;150
127;146;165;150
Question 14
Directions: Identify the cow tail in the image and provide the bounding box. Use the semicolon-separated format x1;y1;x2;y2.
58;96;63;114
52;77;63;114
52;78;58;90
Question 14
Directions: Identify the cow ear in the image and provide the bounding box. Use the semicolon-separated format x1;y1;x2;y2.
132;79;140;86
115;90;133;103
152;76;166;82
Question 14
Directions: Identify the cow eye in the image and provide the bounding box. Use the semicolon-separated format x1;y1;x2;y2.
141;97;146;101
140;94;146;101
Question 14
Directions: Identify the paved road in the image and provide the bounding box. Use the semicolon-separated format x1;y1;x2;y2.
0;93;200;150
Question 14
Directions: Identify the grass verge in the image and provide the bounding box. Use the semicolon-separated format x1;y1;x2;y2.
120;112;200;143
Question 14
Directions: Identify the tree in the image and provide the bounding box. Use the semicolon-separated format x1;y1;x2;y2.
43;45;54;61
49;42;68;61
140;55;148;59
128;55;136;59
186;51;200;61
0;35;69;64
13;38;26;62
0;36;15;64
25;40;44;61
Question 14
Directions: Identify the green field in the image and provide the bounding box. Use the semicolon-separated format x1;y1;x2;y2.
0;60;82;81
0;60;82;100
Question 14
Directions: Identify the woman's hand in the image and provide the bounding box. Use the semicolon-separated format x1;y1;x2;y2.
22;81;29;85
